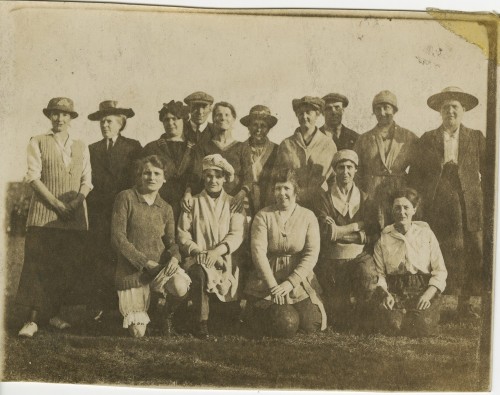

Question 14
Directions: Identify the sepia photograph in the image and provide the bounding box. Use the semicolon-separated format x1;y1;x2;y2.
0;0;498;393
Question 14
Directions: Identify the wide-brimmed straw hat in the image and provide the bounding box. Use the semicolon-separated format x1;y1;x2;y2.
240;105;278;128
292;96;325;113
43;97;78;119
427;86;478;112
88;100;135;121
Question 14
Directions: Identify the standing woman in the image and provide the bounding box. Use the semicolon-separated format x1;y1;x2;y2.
142;100;194;222
17;98;93;337
178;154;246;339
87;100;141;320
182;101;253;214
244;168;327;337
273;96;337;211
111;155;190;338
240;105;279;215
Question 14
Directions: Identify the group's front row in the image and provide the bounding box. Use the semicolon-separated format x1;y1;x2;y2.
105;150;447;339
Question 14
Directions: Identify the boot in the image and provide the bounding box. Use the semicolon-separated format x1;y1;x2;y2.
194;320;209;340
161;295;184;337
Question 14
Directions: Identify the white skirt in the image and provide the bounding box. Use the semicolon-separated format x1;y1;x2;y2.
117;284;151;329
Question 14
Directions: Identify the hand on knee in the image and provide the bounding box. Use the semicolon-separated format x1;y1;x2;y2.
128;323;147;338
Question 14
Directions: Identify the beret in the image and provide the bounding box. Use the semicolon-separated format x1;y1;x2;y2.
202;154;235;182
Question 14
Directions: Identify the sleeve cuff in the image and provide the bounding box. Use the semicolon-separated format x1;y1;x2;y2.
287;272;302;289
428;279;445;293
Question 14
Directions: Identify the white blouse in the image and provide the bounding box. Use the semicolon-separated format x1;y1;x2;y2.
373;221;447;292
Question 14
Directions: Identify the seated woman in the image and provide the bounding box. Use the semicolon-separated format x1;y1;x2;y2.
111;155;191;338
244;168;327;338
373;188;447;337
177;154;246;339
315;149;379;331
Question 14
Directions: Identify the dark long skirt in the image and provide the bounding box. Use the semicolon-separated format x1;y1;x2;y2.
16;226;86;317
428;163;482;295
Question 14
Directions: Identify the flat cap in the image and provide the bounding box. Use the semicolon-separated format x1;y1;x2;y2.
184;91;214;105
292;96;325;113
372;90;398;111
322;93;349;107
332;149;359;168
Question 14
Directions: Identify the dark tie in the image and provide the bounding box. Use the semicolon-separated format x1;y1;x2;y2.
107;138;113;151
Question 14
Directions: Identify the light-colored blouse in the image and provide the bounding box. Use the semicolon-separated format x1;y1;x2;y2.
373;221;447;292
177;189;246;301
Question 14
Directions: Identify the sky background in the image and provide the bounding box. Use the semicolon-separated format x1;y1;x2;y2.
0;2;497;394
1;2;490;183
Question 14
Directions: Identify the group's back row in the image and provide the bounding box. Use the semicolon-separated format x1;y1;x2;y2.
16;87;484;338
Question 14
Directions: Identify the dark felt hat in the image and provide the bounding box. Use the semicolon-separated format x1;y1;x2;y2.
322;93;349;107
292;96;325;113
158;100;190;121
43;97;78;119
88;100;135;121
240;105;278;128
184;91;214;105
427;86;478;112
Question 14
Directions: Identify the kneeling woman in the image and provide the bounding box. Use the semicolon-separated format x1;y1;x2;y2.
244;168;327;337
111;155;191;338
178;154;246;339
373;188;447;337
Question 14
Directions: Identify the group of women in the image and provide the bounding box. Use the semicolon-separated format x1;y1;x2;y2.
16;86;484;339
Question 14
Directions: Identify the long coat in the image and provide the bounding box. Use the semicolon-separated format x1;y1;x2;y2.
408;124;485;232
353;123;418;228
87;135;142;233
274;128;337;210
408;124;485;294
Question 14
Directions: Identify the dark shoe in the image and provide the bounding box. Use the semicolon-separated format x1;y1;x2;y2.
194;320;209;340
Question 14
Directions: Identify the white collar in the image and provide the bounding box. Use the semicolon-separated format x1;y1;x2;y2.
190;119;209;133
330;182;361;218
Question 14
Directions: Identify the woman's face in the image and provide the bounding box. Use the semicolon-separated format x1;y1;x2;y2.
203;169;225;194
392;197;416;226
274;181;297;210
374;103;395;127
334;160;357;188
140;162;165;193
162;112;184;138
248;119;270;144
49;111;72;133
296;107;319;130
213;106;235;132
100;115;123;139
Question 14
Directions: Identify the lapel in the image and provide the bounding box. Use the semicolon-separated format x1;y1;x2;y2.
432;126;445;161
457;124;470;169
372;131;387;170
385;124;404;169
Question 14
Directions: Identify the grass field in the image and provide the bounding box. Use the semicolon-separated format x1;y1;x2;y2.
1;235;488;391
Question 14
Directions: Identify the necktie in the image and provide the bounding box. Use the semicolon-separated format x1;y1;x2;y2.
107;138;113;151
